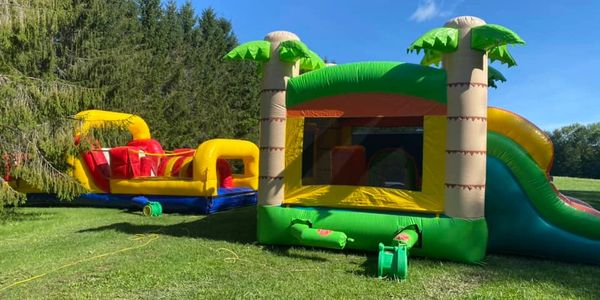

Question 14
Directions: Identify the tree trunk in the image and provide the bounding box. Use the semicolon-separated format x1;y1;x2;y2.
258;31;300;206
442;16;488;218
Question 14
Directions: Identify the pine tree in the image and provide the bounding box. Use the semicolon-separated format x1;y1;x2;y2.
0;0;105;210
0;1;261;212
133;6;260;149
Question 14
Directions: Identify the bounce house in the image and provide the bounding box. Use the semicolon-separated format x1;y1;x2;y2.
225;16;600;279
12;110;259;215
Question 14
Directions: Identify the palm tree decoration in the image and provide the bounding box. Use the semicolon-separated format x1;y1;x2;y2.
225;31;325;206
487;66;507;88
408;16;524;218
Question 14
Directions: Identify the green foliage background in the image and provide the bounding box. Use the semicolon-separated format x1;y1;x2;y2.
0;0;260;209
549;123;600;179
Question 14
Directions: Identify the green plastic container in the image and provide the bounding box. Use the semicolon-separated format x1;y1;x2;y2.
143;201;163;217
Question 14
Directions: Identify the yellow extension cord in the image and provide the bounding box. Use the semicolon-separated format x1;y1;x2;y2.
0;233;160;293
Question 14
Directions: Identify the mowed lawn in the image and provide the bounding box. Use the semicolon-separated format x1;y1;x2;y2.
554;176;600;210
0;177;599;299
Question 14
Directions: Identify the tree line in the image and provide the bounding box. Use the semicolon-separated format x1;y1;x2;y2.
0;0;260;209
549;123;600;179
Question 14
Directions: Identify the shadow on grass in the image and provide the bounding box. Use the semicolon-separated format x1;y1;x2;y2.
561;190;600;210
0;209;56;224
350;253;379;277
262;245;330;262
80;206;258;244
80;206;333;263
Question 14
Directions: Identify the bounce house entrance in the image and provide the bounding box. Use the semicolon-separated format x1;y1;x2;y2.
302;116;423;191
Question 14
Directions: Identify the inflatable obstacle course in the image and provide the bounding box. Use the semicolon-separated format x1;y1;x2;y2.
12;110;260;214
224;15;600;279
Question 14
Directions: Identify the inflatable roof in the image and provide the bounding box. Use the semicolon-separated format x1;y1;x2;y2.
287;62;447;106
286;62;448;117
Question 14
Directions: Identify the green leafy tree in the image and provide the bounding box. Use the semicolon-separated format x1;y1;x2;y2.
550;123;600;179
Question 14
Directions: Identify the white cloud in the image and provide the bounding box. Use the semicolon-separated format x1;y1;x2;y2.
410;0;439;22
409;0;464;22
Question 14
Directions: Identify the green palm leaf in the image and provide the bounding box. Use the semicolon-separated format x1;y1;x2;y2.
420;49;443;66
471;24;525;51
488;45;517;67
408;27;459;54
278;40;310;63
299;49;325;71
488;66;507;88
224;40;271;62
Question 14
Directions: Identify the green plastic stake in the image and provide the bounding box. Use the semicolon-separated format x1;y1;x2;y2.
377;243;408;280
143;201;163;217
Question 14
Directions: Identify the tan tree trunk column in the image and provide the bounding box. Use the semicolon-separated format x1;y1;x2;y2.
258;31;300;206
442;16;488;218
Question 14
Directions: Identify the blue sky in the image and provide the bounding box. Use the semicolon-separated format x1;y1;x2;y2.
177;0;599;130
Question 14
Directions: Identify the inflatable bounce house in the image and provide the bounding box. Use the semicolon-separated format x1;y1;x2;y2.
10;110;259;215
225;16;600;279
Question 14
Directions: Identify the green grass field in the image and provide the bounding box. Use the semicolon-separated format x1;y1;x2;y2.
1;176;599;299
553;176;600;210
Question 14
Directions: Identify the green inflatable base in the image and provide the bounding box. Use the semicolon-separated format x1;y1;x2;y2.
258;205;487;264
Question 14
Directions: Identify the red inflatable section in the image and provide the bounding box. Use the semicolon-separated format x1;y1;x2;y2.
127;139;164;168
81;149;111;192
109;146;142;179
78;137;234;190
171;149;195;177
330;146;367;185
75;136;111;192
217;158;233;188
156;156;172;177
156;148;194;177
139;156;155;176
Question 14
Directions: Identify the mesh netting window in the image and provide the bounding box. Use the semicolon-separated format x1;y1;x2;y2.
302;117;423;191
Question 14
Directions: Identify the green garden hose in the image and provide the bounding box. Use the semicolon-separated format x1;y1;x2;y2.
143;201;163;217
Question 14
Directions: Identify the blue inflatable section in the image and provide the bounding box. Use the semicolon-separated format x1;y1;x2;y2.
486;157;600;264
26;187;257;214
